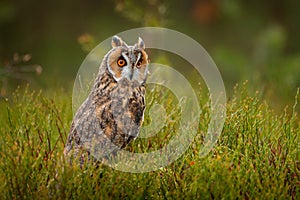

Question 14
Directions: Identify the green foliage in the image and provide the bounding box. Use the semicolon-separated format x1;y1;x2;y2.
0;53;42;98
113;0;168;26
0;1;299;197
0;86;299;199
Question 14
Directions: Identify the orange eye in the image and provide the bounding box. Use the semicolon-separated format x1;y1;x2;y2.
117;58;126;67
137;60;143;68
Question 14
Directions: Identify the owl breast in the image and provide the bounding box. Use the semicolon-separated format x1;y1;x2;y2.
93;72;146;149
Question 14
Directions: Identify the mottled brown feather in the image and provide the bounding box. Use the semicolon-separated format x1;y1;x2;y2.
64;36;148;165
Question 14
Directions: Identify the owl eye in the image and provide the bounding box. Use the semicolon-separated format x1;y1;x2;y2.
117;57;127;67
136;59;143;68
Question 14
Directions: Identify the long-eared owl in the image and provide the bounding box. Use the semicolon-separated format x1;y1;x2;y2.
64;36;149;163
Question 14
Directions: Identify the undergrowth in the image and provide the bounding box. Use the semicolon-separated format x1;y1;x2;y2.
0;85;299;199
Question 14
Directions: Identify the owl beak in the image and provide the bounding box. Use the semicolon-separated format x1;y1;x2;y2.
129;65;134;80
129;72;133;80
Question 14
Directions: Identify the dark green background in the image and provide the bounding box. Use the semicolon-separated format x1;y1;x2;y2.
1;0;299;108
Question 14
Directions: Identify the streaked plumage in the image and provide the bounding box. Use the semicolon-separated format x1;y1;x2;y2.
64;36;149;163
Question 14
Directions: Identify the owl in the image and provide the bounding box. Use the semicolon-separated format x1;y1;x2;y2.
64;36;149;164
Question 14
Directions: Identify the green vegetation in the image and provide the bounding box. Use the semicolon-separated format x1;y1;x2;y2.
0;85;298;199
0;0;300;199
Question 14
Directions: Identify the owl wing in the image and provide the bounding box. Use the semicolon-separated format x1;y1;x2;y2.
64;96;118;162
129;86;146;127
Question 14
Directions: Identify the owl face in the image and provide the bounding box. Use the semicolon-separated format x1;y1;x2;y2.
106;36;149;84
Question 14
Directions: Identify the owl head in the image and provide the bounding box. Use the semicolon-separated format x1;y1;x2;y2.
103;35;149;85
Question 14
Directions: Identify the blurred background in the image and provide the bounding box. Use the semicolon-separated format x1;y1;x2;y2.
0;0;299;109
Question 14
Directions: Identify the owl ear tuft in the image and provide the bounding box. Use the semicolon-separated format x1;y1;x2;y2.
111;35;123;48
112;35;128;48
137;37;145;49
